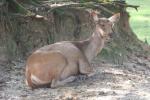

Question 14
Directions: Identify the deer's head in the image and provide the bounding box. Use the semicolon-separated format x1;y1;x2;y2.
91;11;120;39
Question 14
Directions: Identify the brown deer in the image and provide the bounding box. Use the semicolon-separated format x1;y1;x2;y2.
25;11;120;89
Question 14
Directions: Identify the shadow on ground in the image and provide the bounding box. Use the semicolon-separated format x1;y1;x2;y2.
0;55;150;100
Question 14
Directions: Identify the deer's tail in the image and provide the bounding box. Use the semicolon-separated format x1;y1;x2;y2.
25;66;35;90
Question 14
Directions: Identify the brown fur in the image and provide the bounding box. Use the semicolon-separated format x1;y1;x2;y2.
25;12;120;89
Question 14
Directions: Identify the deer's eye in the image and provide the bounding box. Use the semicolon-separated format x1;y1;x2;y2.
107;20;109;22
101;24;105;27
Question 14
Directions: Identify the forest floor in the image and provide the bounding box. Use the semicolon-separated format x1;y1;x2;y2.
0;54;150;100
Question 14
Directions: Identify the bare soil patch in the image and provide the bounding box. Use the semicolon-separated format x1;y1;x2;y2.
0;55;150;100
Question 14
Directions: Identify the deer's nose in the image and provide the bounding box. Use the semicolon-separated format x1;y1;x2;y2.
109;33;113;38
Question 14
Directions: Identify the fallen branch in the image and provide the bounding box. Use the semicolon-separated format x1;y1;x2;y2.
112;1;139;11
46;1;139;14
94;3;114;14
47;2;115;14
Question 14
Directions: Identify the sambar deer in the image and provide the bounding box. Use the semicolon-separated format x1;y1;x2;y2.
25;11;120;89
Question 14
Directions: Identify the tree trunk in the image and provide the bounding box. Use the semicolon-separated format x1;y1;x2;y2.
0;0;149;63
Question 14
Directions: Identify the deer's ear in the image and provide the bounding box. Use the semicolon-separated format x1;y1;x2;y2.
90;11;99;21
108;13;120;23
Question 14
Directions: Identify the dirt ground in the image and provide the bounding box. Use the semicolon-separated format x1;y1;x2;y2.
0;54;150;100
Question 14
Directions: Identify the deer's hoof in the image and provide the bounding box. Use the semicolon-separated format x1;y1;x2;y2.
77;75;87;81
87;72;95;77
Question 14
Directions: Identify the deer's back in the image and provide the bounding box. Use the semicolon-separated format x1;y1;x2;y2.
35;41;83;60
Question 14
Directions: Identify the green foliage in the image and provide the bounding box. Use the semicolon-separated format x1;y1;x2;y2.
6;0;29;14
3;0;41;14
127;0;150;44
100;43;127;65
77;0;111;3
144;38;148;44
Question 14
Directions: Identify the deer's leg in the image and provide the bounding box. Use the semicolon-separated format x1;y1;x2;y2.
77;58;95;81
78;57;95;78
51;76;76;88
51;62;78;88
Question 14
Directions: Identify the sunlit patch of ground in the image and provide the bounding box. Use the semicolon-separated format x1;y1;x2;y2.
127;0;150;44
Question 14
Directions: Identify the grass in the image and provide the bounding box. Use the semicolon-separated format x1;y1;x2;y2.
126;0;150;44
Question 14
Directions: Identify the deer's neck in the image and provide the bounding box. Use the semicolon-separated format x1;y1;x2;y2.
83;31;105;62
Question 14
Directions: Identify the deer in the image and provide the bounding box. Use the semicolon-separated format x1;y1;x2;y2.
25;11;120;89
